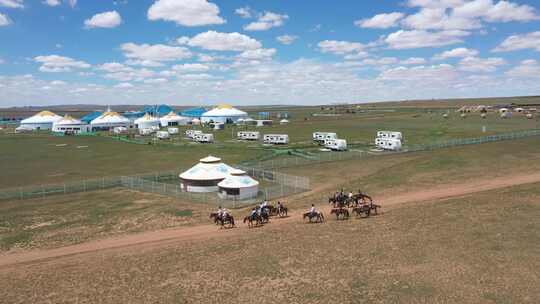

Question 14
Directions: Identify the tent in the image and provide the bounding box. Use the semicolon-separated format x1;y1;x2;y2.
201;104;248;124
20;110;62;130
180;107;207;118
160;111;190;127
90;109;131;130
179;156;235;193
52;114;90;134
218;169;259;200
81;111;103;124
143;104;175;117
134;113;160;129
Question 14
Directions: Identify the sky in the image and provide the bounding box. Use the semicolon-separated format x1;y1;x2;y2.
0;0;539;106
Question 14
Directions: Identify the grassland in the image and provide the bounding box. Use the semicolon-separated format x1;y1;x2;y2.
1;106;538;188
1;182;539;303
0;189;213;252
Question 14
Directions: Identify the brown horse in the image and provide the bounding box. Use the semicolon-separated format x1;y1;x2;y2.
330;208;349;220
215;214;235;228
277;206;288;217
352;205;371;217
303;212;325;223
243;214;263;228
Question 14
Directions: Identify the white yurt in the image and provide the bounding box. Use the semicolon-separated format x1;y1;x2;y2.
135;113;160;129
90;109;131;130
179;156;236;193
52;115;90;134
160;111;189;127
20;110;62;130
191;118;201;125
201;104;249;124
218;169;259;200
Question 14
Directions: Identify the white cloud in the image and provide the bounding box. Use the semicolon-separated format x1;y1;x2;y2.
66;0;76;8
84;11;122;29
0;0;23;8
276;35;298;45
343;51;369;60
318;40;365;55
244;11;288;31
121;43;192;62
379;64;459;83
50;80;66;85
385;29;469;49
401;57;427;65
124;59;165;67
147;0;225;26
0;58;4;64
104;68;157;82
492;31;540;52
505;59;540;78
179;31;262;51
355;12;404;29
114;82;134;88
143;78;168;84
34;55;91;72
361;57;399;66
433;47;479;59
43;0;61;6
237;48;276;60
458;56;506;72
97;62;133;73
235;6;252;19
0;13;11;26
172;63;210;73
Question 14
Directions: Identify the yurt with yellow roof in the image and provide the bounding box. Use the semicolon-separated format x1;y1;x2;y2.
134;113;160;129
19;110;62;130
90;108;131;130
160;111;190;127
52;114;90;134
201;104;248;124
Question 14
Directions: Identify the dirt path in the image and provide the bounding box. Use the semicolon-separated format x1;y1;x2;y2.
2;172;540;269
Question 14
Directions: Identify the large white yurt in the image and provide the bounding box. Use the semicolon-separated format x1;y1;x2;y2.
218;169;259;200
179;156;235;193
52;115;90;134
20;111;62;130
201;104;249;124
135;113;160;129
160;111;190;127
90;109;131;130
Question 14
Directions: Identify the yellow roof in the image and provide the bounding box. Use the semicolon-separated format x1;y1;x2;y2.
36;110;58;117
217;104;233;109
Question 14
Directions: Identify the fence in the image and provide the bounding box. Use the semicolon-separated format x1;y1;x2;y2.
242;129;540;170
0;167;310;209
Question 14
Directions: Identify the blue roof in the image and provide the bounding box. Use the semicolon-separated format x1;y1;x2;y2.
123;111;146;119
143;104;174;116
180;107;207;118
81;111;103;123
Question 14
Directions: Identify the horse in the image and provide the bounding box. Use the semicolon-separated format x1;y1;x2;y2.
330;208;349;220
277;206;288;217
209;212;220;225
260;209;270;223
263;205;278;216
215;214;235;228
243;214;263;228
352;204;371;218
303;211;325;223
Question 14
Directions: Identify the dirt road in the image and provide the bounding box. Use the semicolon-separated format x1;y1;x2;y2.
2;172;540;269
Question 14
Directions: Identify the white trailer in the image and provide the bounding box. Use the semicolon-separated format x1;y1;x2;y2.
139;128;153;136
376;131;403;140
167;127;179;135
237;131;261;141
150;125;160;132
313;132;337;143
194;133;214;143
113;126;128;134
156;131;170;140
185;129;203;139
375;138;402;151
324;139;347;151
263;134;289;145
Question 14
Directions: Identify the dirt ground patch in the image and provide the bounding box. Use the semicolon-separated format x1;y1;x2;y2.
1;182;539;303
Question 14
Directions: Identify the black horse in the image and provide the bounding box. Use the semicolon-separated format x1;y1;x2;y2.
243;214;263;228
303;211;325;223
214;214;235;228
330;208;349;220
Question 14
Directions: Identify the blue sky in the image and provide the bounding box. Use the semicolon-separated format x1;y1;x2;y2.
0;0;539;106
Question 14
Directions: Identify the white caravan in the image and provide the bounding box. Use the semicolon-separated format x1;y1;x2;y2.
156;131;170;140
263;134;289;145
376;131;403;140
237;131;261;141
167;127;179;135
194;133;214;143
313;132;338;144
185;129;203;139
324;139;347;151
375;138;402;151
113;126;128;134
139;128;154;136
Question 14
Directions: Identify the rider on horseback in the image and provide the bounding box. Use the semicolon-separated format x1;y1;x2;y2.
250;208;258;220
309;204;318;217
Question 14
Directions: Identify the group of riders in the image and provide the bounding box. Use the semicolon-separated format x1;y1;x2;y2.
213;200;288;228
330;189;373;208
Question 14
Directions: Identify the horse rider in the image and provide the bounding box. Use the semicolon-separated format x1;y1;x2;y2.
309;204;318;217
250;208;258;220
217;206;224;219
277;201;283;212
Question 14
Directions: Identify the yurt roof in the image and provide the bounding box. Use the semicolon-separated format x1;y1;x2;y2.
218;172;259;189
135;113;159;123
160;111;188;121
91;110;130;125
21;110;62;124
179;156;235;181
54;114;84;126
181;107;207;117
202;104;248;117
81;111;103;123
